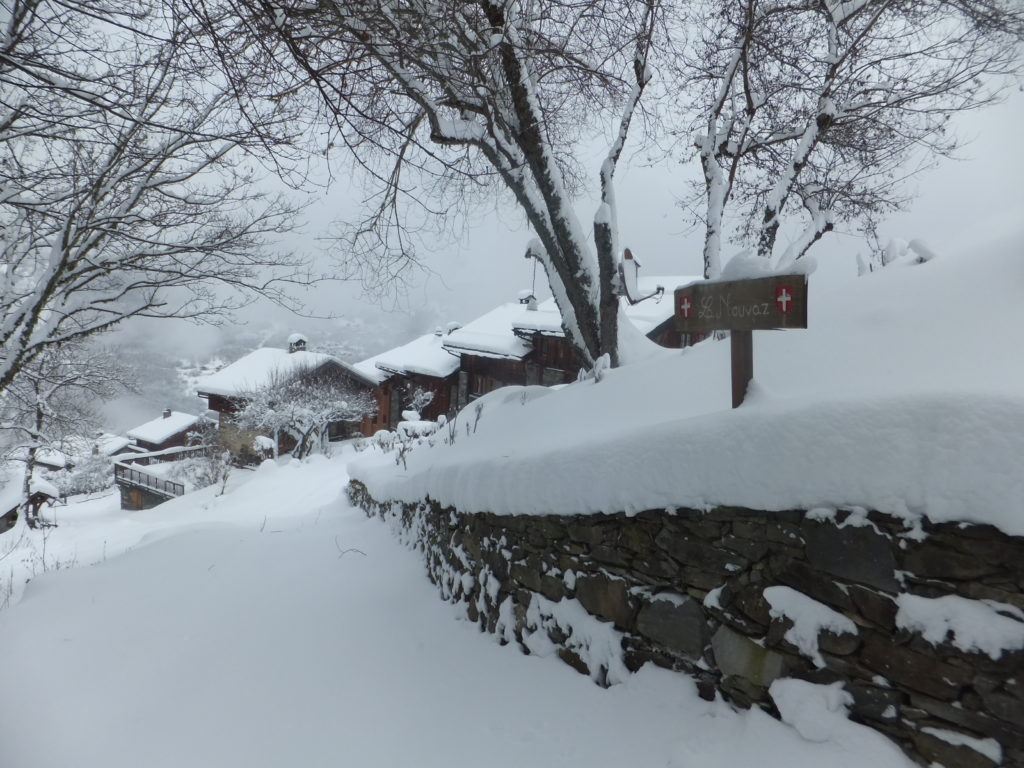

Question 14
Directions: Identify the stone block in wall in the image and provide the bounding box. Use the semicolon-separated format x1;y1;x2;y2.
682;567;728;592
764;521;805;547
574;573;636;629
721;534;770;562
903;540;1003;582
844;681;903;723
732;584;773;628
847;584;898;631
909;692;1024;751
803;521;900;593
711;625;792;690
772;559;854;612
910;728;1000;768
978;688;1024;728
635;593;709;659
510;561;543;593
631;554;682;581
538;574;566;602
860;633;972;701
656;529;748;574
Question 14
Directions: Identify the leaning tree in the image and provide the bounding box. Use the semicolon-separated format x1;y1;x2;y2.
186;0;663;369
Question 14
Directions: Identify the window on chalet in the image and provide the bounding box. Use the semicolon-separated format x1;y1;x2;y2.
468;373;500;401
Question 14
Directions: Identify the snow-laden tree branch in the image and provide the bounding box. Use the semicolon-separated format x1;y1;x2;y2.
673;0;1022;276
0;0;312;395
188;0;662;368
234;364;376;460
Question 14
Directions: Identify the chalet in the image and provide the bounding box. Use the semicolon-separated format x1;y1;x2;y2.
0;473;60;532
442;274;701;409
350;330;462;430
126;410;201;453
195;335;379;451
441;303;535;404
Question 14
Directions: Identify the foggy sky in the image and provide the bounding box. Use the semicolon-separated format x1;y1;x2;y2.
115;87;1023;368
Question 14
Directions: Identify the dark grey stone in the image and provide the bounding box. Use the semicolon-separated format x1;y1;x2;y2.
635;593;710;659
773;559;854;611
509;562;542;592
847;584;898;631
711;625;791;689
910;692;1024;749
860;633;971;701
803;521;899;592
911;729;999;768
845;682;903;722
904;540;1003;581
574;573;635;628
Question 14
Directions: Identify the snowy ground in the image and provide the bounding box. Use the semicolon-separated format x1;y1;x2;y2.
0;449;914;768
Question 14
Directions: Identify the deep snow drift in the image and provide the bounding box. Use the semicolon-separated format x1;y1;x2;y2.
0;452;915;768
350;241;1024;534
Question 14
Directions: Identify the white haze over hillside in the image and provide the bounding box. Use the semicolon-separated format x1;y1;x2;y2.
107;89;1023;397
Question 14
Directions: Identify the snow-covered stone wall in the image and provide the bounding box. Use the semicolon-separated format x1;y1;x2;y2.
349;482;1023;768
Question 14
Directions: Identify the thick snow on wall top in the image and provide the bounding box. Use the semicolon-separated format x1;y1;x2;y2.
351;241;1024;535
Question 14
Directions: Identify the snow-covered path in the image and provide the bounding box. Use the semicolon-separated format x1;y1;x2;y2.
0;452;912;768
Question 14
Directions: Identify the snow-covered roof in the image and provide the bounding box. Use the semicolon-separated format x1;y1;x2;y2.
0;470;60;513
196;348;344;397
349;352;394;386
512;276;701;337
372;333;460;379
127;412;200;445
442;303;534;360
96;434;132;456
62;433;132;459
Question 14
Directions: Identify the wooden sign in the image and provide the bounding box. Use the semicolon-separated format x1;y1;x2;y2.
675;274;808;334
675;275;809;408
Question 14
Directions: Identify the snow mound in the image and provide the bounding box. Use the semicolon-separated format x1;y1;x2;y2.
895;593;1024;659
351;241;1024;534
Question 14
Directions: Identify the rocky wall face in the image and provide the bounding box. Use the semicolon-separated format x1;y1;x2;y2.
348;482;1024;768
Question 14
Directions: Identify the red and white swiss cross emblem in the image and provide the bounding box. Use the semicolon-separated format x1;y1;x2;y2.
679;294;693;319
775;286;793;314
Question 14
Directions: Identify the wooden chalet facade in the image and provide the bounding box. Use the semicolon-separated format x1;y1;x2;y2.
350;330;462;434
440;276;702;411
196;339;380;455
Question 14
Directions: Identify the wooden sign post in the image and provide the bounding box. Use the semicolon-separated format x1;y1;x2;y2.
675;275;808;408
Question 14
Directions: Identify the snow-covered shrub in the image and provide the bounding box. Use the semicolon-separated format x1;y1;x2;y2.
47;454;114;496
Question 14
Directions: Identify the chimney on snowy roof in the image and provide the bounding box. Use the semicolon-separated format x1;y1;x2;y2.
163;408;172;419
287;332;308;353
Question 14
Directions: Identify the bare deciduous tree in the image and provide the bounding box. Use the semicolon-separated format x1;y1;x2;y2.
234;365;376;460
672;0;1022;277
0;0;311;395
187;0;662;368
0;342;131;527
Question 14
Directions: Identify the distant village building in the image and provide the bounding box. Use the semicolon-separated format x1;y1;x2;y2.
126;410;201;453
195;340;378;453
350;331;462;428
439;276;701;409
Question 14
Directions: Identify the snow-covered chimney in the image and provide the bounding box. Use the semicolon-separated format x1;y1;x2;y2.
163;408;172;419
287;332;308;353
